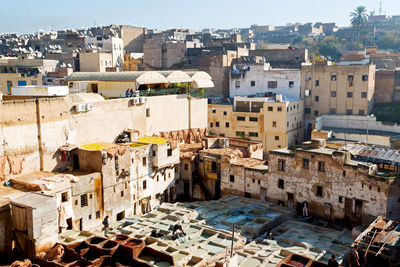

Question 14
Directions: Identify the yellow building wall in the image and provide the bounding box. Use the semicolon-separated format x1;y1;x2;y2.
208;100;304;154
0;73;43;95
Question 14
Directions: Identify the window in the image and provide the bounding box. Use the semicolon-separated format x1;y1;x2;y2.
339;196;343;203
359;110;365;115
89;214;92;220
278;200;285;206
331;91;336;97
96;211;101;219
236;131;245;137
277;107;282;112
304;89;312;96
316;186;323;197
80;194;88;207
343;170;346;176
121;190;124;197
146;108;150;117
143;180;147;189
225;122;229;128
318;161;325;172
142;157;146;166
215;121;220;127
235;80;240;88
272;121;277;127
315;96;319;102
289;81;294;88
275;136;279;140
315;80;319;86
250;81;256;86
252;179;255;183
303;158;309;169
331;74;337;81
348;75;354;86
268;107;273;111
278;159;285;171
314;110;318;116
210;122;213;128
62;192;68;202
278;178;284;188
347;92;353;98
361;92;367;98
249;117;258;122
89;194;93;199
167;148;172;157
212;109;216;113
362;75;368;81
330;108;336;114
223;111;227;115
249;132;258;137
268;81;277;88
346;109;353;115
230;175;235;182
237;116;245;121
304;108;311;114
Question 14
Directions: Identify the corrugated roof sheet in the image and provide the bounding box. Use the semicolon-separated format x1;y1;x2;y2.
342;144;400;166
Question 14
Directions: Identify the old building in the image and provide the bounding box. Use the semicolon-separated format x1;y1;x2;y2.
123;53;143;71
249;48;308;69
267;140;400;225
230;56;301;98
79;52;113;72
301;61;376;137
84;36;124;70
208;95;304;153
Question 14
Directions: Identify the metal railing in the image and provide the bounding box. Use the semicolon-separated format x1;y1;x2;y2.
136;88;206;98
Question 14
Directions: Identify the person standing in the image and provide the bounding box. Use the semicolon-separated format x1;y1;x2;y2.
303;201;309;217
102;216;109;237
328;255;339;267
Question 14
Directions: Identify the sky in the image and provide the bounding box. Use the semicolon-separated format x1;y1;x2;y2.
1;0;399;34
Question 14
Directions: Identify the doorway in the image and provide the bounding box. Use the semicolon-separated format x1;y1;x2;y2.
91;83;98;93
73;154;79;170
287;193;294;209
117;211;125;221
345;198;353;224
260;187;267;201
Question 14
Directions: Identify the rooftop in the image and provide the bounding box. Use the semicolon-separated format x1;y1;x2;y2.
137;136;168;145
342;144;400;166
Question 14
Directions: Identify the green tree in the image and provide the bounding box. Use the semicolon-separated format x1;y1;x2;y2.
378;31;400;50
317;37;343;61
350;6;369;41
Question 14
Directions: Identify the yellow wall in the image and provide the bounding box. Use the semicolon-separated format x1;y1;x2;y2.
208;100;304;153
301;63;375;128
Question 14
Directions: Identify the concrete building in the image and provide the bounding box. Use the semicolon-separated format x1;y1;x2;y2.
208;95;304;153
230;56;300;98
123;53;143;71
313;114;400;148
249;48;308;69
0;58;58;95
84;36;124;70
267;140;400;225
300;61;376;137
79;52;113;72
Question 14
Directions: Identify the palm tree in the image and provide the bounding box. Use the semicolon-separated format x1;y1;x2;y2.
350;6;369;41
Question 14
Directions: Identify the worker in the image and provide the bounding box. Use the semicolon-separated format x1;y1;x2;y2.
172;224;185;236
328;255;339;267
125;88;130;98
266;231;274;240
129;88;134;97
303;201;309;217
102;216;109;237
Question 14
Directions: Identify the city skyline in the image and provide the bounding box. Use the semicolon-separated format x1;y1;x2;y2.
1;0;399;33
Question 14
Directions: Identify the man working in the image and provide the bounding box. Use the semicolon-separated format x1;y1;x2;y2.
102;216;109;237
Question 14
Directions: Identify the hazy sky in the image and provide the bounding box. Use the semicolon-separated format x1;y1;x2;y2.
1;0;399;33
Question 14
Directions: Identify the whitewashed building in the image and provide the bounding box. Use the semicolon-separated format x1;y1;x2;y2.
229;56;300;98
